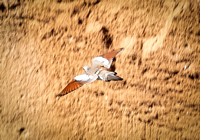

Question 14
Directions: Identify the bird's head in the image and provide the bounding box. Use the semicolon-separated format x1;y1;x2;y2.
83;65;89;72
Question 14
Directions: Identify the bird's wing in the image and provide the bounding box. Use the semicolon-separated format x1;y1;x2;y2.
92;48;123;69
98;69;123;82
56;73;98;97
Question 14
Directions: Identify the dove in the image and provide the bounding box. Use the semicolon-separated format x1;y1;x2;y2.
56;48;123;97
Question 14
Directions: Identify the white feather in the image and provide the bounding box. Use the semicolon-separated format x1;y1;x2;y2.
93;57;110;68
83;65;89;72
74;74;89;81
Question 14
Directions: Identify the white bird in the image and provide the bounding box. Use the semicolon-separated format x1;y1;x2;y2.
56;48;123;97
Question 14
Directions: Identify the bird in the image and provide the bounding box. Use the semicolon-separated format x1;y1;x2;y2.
56;48;123;97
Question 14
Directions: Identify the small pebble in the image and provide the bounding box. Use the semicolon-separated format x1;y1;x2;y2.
105;95;108;100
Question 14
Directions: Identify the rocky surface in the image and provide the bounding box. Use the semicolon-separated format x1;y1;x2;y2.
0;0;200;139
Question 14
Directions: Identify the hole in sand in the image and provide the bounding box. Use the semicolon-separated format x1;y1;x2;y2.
19;127;25;135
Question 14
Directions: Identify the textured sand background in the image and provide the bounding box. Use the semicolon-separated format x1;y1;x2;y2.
0;0;200;139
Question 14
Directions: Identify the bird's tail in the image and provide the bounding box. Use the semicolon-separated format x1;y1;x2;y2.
107;74;123;81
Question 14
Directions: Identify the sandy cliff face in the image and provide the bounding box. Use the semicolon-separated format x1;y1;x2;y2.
0;0;200;139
